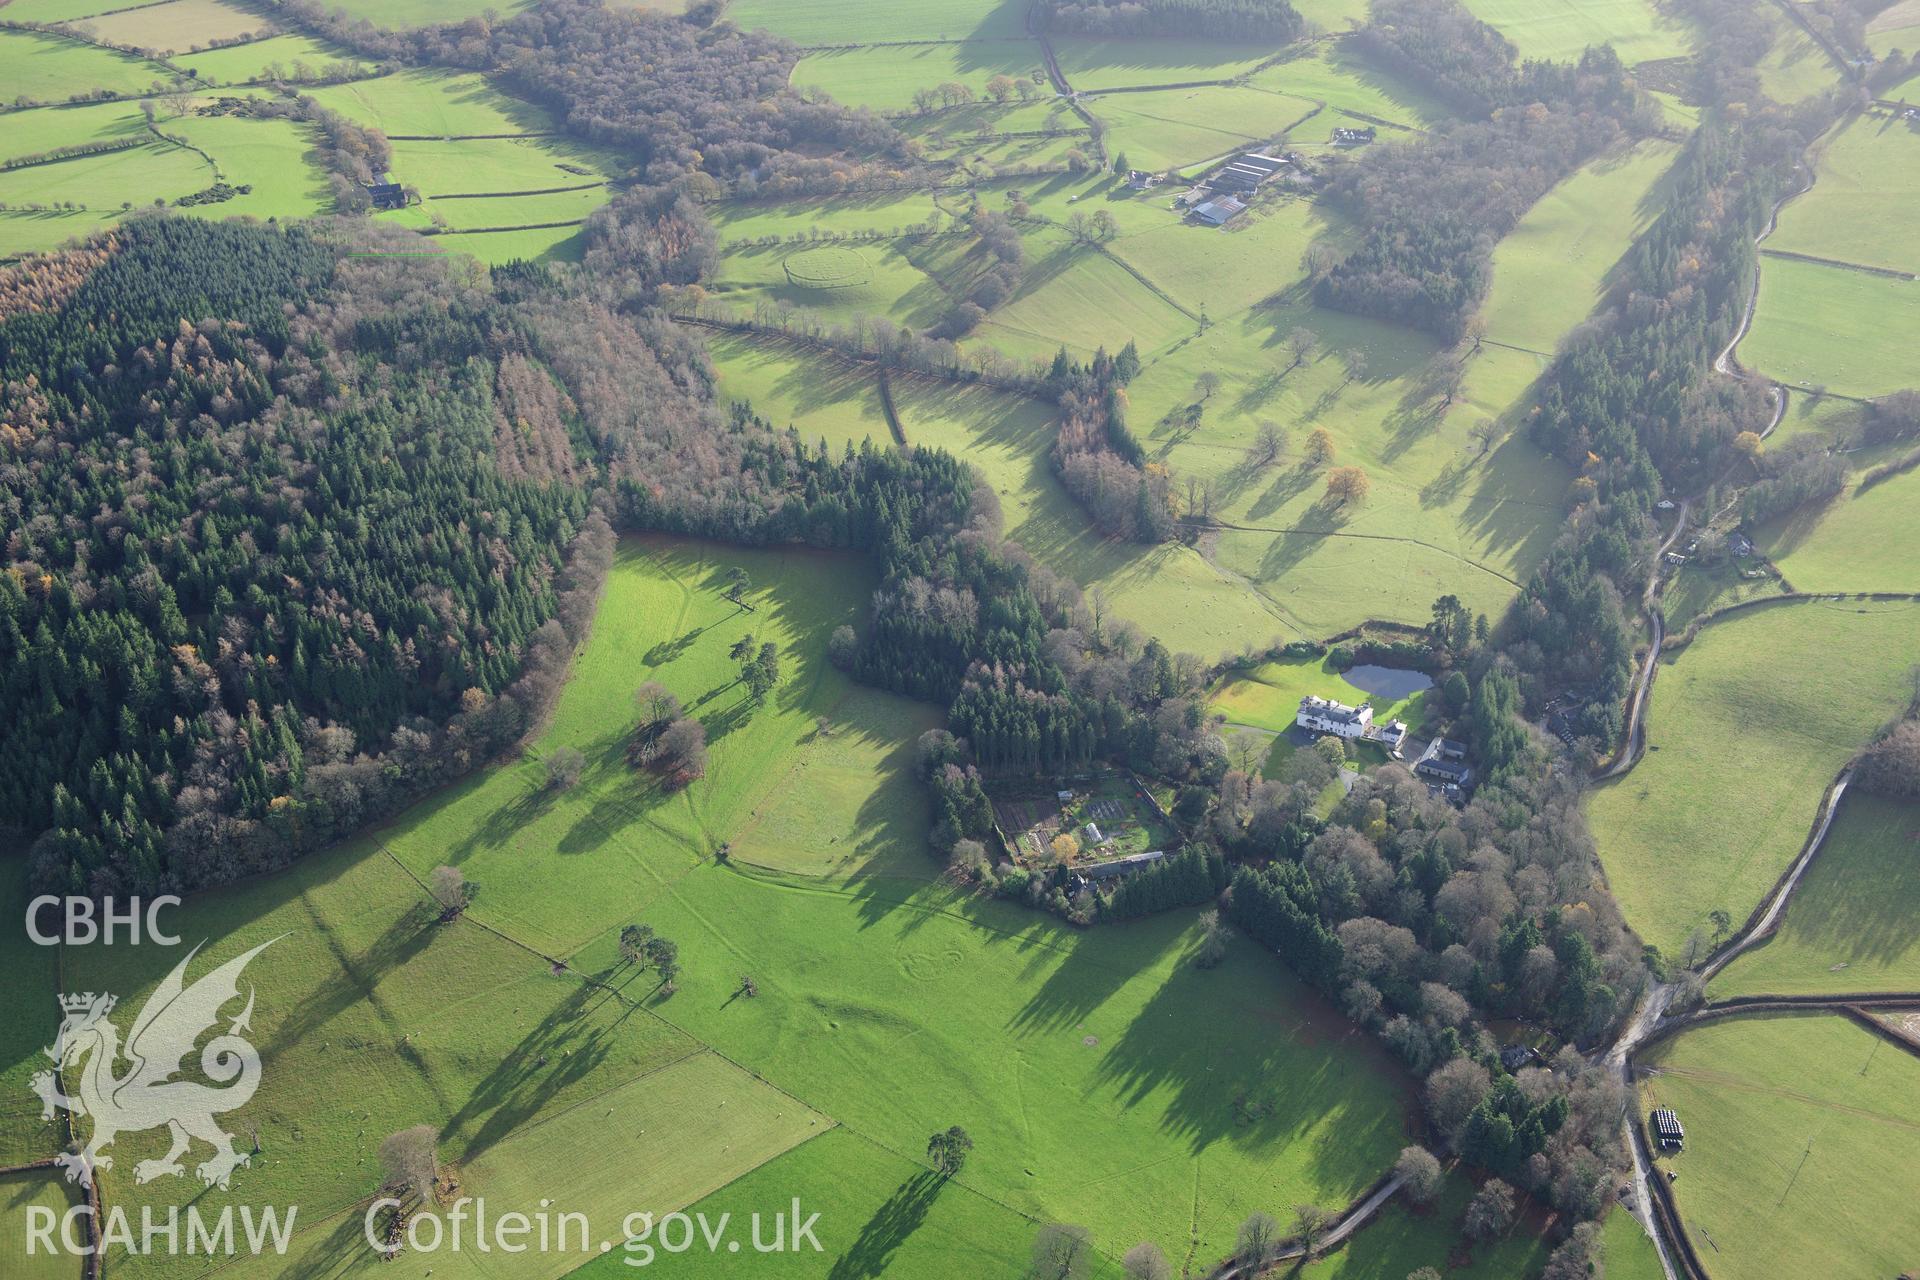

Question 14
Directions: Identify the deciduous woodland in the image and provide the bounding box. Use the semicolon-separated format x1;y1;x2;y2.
2;0;1916;1273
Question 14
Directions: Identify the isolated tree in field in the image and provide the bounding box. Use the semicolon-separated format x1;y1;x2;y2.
743;641;781;701
1463;1179;1515;1241
1195;370;1222;401
1091;209;1118;242
429;866;474;919
1029;1224;1094;1280
1121;1240;1173;1280
1195;908;1230;969
1286;326;1317;371
1434;352;1467;406
1470;417;1498;456
1306;426;1336;465
1395;1145;1443;1207
379;1125;439;1202
926;1125;973;1176
1343;349;1369;384
1016;77;1040;101
1252;420;1285;467
728;633;756;662
634;681;680;729
1326;466;1371;505
1708;908;1732;945
619;923;655;967
1292;1203;1334;1257
987;74;1017;102
723;566;750;603
545;746;584;791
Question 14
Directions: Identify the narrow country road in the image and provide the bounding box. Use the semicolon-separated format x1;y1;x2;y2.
1600;498;1690;781
1208;1174;1410;1278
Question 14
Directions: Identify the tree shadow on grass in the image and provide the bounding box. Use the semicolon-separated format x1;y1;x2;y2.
825;1171;946;1280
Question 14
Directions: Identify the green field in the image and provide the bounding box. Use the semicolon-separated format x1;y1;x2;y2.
1711;793;1920;997
0;98;150;159
0;137;210;211
708;331;894;453
385;135;621;195
1458;0;1692;64
80;0;272;55
707;240;953;330
1759;460;1920;593
1869;0;1920;56
982;243;1196;359
569;1128;1127;1279
1095;84;1317;171
173;32;368;84
710;190;957;246
1052;37;1286;90
1243;43;1453;127
0;1170;83;1280
1742;257;1920;398
790;43;1048;114
1755;18;1847;103
307;70;553;138
728;0;1029;43
0;28;172;103
1588;599;1920;960
1479;138;1679;351
283;0;535;25
1766;112;1920;277
1638;1014;1920;1280
431;222;588;263
1600;1205;1666;1280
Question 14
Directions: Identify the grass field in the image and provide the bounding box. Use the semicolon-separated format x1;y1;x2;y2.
1457;0;1692;64
0;1170;83;1280
1766;112;1920;277
0;28;171;103
567;1129;1127;1279
790;43;1048;114
168;115;330;223
1478;138;1679;351
1600;1205;1666;1280
1052;37;1285;90
981;242;1196;359
710;190;957;246
0;868;60;1168
78;0;272;55
1587;599;1920;960
173;32;367;84
1711;793;1920;997
707;241;953;330
1094;84;1318;171
728;0;1029;43
1869;0;1920;55
1638;1013;1920;1280
1243;43;1453;127
0;139;211;212
1755;18;1847;102
1759;460;1920;594
1742;257;1920;398
431;223;587;263
308;70;552;139
0;98;150;158
708;331;894;452
282;0;535;25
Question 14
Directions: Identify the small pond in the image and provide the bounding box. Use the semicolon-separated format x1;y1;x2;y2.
1340;664;1434;701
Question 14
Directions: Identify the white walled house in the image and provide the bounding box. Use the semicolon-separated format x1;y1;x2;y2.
1297;695;1373;739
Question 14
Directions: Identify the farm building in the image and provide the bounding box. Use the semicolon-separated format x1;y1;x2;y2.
1207;152;1288;193
1191;196;1247;226
1297;694;1373;739
1651;1108;1685;1151
1077;850;1168;883
1126;169;1161;190
1332;126;1377;146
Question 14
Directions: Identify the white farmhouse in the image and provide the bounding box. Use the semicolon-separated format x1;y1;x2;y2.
1297;695;1373;739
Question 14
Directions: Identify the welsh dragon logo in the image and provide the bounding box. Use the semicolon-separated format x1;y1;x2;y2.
33;939;276;1190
